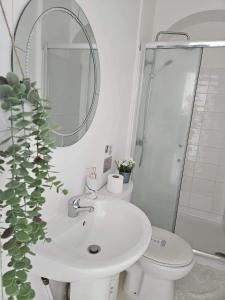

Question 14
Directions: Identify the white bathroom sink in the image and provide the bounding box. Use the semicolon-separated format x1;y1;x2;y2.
30;197;151;282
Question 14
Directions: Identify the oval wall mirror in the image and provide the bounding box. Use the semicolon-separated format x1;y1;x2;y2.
12;0;100;146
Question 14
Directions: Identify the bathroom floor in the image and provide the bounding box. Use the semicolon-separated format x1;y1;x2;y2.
118;264;225;300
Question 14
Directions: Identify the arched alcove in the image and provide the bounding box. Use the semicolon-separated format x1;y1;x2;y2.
168;10;225;41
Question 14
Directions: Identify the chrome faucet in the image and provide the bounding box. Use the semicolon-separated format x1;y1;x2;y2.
68;193;95;218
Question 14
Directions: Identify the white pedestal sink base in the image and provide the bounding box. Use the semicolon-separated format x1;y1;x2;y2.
70;275;119;300
139;274;174;300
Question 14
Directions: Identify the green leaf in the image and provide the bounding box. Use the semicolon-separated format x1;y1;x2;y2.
2;189;15;200
17;288;35;300
2;277;13;288
14;260;26;270
18;282;32;297
63;189;69;195
33;118;45;126
6;72;19;86
0;84;14;99
28;289;35;299
20;245;30;254
24;175;34;183
32;112;44;120
1;101;10;110
8;248;23;261
27;89;39;104
5;281;19;296
15;120;30;128
23;78;31;92
15;83;26;95
15;183;26;193
21;112;33;117
39;147;49;154
15;231;30;242
3;238;16;250
16;271;27;282
5;215;17;225
17;218;28;226
48;176;56;182
19;168;29;176
27;210;40;218
23;224;33;234
56;183;63;193
6;181;20;189
6;144;21;155
23;257;31;268
16;222;28;231
8;96;21;106
0;190;4;201
2;270;16;284
6;196;20;206
21;161;34;169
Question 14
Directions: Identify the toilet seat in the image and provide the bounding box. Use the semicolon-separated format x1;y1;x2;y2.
143;226;193;267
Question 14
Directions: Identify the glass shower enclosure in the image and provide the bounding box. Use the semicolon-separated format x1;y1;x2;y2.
132;46;203;232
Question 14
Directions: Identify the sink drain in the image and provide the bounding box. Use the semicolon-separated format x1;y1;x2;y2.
87;244;101;254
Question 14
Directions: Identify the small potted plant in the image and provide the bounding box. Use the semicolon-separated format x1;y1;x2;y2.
115;159;135;183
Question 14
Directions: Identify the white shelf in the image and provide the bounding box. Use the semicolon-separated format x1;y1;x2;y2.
99;181;133;201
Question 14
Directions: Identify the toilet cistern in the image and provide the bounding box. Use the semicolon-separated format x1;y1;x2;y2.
68;193;95;217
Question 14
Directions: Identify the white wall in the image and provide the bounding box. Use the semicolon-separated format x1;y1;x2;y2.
140;0;157;44
152;0;225;37
0;0;142;220
126;0;157;156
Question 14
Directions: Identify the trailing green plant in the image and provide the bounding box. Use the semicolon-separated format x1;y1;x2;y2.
0;72;68;300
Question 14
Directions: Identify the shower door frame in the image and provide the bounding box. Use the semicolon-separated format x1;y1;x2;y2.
132;40;225;234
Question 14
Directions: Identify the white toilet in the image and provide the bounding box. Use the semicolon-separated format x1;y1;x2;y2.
100;182;194;299
124;226;194;300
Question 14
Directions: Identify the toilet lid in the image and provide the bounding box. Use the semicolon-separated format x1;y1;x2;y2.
144;227;193;267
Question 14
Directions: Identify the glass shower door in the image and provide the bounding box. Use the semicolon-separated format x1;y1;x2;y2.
132;48;202;232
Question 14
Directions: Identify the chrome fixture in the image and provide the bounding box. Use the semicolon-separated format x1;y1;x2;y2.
146;40;225;50
87;244;101;254
155;31;190;41
68;193;95;218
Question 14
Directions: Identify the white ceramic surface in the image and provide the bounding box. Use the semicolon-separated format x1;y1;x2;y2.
124;226;194;300
144;227;193;267
30;197;151;282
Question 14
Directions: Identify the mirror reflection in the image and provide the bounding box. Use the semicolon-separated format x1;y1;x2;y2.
13;0;100;146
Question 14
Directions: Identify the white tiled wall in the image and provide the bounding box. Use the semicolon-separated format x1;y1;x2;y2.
179;54;225;224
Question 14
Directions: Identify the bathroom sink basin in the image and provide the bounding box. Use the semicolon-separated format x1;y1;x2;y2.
30;197;151;282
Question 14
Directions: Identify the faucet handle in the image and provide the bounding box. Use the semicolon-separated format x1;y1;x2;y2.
68;196;80;207
72;198;80;208
68;196;80;218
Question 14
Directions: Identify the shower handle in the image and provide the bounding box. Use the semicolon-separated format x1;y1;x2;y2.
136;139;144;146
136;139;145;167
137;139;146;167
